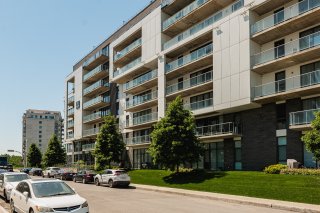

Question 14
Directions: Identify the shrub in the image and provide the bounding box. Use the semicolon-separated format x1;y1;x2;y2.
264;164;287;174
280;168;320;176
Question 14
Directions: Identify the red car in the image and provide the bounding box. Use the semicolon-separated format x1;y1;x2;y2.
73;170;96;184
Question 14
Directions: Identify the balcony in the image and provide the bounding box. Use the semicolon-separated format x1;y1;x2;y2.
125;135;151;147
67;108;74;118
83;47;109;70
67;96;74;106
164;0;243;51
67;120;74;129
124;69;158;94
161;0;194;15
114;38;142;66
166;71;213;100
252;31;320;74
83;64;109;84
83;127;100;137
251;0;320;44
126;112;158;129
83;80;109;97
67;132;74;139
82;143;95;152
162;0;235;36
83;110;110;124
126;91;158;112
83;96;110;110
289;108;320;131
184;98;213;115
165;43;213;79
253;70;320;104
196;122;241;141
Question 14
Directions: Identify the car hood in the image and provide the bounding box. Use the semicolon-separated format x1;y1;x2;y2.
35;194;86;208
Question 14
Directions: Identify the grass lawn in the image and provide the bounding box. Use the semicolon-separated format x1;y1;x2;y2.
128;170;320;205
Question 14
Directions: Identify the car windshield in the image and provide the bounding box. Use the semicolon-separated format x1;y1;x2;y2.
32;181;75;198
5;174;30;182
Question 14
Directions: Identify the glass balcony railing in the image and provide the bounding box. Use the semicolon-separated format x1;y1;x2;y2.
126;91;158;109
114;38;142;61
251;0;320;35
113;57;142;78
83;64;108;82
163;0;210;31
82;143;95;151
127;112;158;127
125;69;158;91
67;120;74;128
83;110;110;123
166;71;212;95
164;0;244;50
254;70;320;98
83;80;109;96
161;0;174;8
125;135;151;145
67;132;74;139
83;96;110;109
196;122;240;137
166;43;213;73
68;96;74;104
253;31;320;66
184;98;213;111
289;108;320;126
67;108;74;116
83;47;109;67
83;128;100;137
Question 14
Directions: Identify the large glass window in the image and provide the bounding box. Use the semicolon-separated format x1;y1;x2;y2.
274;39;285;59
204;142;224;170
300;60;320;87
273;7;284;25
235;141;242;170
278;137;287;164
299;25;320;50
190;92;213;110
133;148;152;169
275;71;286;93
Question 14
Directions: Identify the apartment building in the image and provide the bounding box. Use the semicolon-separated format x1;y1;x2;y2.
65;0;320;170
22;109;63;163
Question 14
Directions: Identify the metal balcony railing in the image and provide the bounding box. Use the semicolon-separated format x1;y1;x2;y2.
196;122;240;137
289;108;320;126
184;98;213;111
126;91;158;109
114;38;142;61
83;96;110;109
125;69;158;91
127;112;158;127
113;57;142;77
83;127;100;137
83;64;108;82
125;135;151;145
83;80;109;96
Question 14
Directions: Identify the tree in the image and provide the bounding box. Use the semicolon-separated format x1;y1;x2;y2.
27;144;42;167
301;111;320;168
93;116;125;170
43;134;66;167
149;96;203;172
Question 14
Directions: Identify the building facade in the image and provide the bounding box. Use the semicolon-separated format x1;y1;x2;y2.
22;109;63;163
65;0;320;170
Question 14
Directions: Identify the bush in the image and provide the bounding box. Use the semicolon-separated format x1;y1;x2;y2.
264;164;287;174
280;168;320;176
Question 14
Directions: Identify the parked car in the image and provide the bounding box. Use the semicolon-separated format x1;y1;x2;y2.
94;169;130;188
73;170;96;184
0;172;30;202
10;179;89;213
54;169;76;181
0;169;7;174
43;167;60;178
29;168;43;176
20;168;31;174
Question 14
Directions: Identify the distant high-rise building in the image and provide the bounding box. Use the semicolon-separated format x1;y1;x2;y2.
22;109;63;163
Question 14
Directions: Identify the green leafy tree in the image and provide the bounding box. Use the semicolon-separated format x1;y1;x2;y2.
43;134;66;167
27;144;42;167
302;111;320;167
93;116;125;170
149;96;203;172
9;155;23;167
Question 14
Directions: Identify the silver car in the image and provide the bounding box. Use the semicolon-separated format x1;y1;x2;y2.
0;172;30;202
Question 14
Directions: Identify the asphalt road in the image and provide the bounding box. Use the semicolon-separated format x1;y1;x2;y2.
0;178;293;213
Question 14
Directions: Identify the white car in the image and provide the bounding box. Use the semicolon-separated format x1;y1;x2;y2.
94;169;130;188
42;167;60;178
10;179;89;213
0;172;30;202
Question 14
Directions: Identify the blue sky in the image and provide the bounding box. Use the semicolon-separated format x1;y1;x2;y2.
0;0;151;155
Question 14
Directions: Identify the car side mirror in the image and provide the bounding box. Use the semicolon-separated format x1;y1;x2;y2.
23;191;29;198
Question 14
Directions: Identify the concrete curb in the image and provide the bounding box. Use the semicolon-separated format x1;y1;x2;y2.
0;205;8;213
132;184;320;213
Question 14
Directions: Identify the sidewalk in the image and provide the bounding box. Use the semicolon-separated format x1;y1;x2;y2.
132;184;320;213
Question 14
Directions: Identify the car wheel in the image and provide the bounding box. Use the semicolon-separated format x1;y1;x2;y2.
29;209;34;213
10;200;16;213
108;179;114;188
73;177;76;182
47;173;51;178
82;178;87;184
95;178;100;186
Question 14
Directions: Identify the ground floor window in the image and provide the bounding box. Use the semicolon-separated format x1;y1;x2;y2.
304;144;317;168
203;142;224;170
133;148;152;169
235;140;242;170
278;137;287;164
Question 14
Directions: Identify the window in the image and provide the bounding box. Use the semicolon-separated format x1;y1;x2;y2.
278;137;287;164
276;103;286;129
76;101;81;109
235;141;242;170
299;25;320;50
39;131;42;134
39;121;42;124
275;71;286;93
190;92;213;110
39;140;42;143
39;135;42;138
39;126;42;129
303;97;320;110
300;60;320;87
273;7;284;25
274;39;285;59
178;78;183;90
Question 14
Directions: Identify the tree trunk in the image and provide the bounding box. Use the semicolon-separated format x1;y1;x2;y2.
176;164;179;173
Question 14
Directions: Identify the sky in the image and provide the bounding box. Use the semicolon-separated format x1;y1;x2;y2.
0;0;151;155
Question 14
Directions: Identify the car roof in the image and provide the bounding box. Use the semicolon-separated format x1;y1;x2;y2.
4;172;27;176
